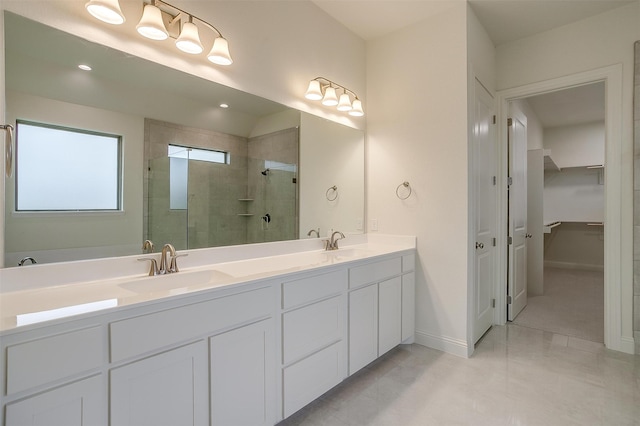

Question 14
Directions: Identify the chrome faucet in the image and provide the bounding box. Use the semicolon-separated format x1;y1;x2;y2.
307;228;320;238
325;231;345;251
18;257;37;266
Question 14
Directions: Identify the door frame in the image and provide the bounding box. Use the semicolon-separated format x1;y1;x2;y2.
494;64;628;353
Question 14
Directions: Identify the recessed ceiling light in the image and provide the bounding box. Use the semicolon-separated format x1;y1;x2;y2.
219;103;229;108
78;64;92;71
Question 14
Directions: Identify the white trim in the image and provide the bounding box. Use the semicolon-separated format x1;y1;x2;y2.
415;330;470;358
619;336;636;354
495;64;627;353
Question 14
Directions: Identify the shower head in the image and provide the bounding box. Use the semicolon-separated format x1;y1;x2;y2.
261;168;270;176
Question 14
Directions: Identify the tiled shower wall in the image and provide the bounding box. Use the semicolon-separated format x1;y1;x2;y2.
634;41;639;355
143;119;298;249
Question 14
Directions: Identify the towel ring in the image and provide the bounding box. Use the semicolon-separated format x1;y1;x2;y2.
326;185;338;201
396;181;411;200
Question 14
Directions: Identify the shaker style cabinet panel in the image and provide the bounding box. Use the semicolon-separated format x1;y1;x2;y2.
210;319;275;426
110;341;209;426
5;375;104;426
378;277;402;356
348;283;378;375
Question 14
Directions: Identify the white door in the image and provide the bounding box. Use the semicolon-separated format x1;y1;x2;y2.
508;104;528;321
378;276;402;356
348;283;378;375
472;78;497;343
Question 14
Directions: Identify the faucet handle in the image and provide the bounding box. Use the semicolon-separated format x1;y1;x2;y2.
138;258;159;276
169;253;188;273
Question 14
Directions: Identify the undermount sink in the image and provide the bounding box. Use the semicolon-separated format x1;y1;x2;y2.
119;269;232;294
329;248;373;259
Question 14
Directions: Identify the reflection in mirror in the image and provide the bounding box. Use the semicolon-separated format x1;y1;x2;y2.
3;12;364;267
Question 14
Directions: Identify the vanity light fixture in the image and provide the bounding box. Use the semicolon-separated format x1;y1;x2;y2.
305;77;364;116
86;0;232;65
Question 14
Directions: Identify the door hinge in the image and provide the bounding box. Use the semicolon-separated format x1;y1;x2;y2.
507;118;513;127
507;295;513;304
507;236;513;245
507;176;513;186
492;237;496;247
492;299;496;308
492;115;496;124
492;176;497;186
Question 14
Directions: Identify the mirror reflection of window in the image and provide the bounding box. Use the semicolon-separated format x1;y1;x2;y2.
16;121;121;211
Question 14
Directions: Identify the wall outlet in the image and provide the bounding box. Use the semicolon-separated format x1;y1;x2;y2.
356;218;363;231
371;219;378;231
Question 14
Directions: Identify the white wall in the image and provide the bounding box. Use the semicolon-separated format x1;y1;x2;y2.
367;2;472;356
497;1;640;342
4;91;144;265
1;1;366;131
544;121;605;168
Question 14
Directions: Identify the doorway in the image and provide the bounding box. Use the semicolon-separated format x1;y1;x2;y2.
507;82;606;343
494;65;625;352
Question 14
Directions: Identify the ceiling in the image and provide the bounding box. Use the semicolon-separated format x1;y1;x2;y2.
311;0;635;45
311;0;619;128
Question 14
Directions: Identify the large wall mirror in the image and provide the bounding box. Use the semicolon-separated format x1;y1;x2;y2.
3;12;365;267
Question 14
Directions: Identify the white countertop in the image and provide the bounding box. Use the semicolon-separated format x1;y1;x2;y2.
0;235;415;333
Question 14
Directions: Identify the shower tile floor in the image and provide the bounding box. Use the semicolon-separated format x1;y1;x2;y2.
278;325;639;426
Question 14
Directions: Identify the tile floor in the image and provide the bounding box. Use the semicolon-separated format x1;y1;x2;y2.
513;267;604;342
278;325;640;426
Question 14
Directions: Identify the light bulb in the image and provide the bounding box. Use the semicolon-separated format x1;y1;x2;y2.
207;37;233;65
176;21;203;54
305;80;323;100
349;99;364;116
337;93;353;111
85;0;125;25
322;86;338;106
137;3;168;40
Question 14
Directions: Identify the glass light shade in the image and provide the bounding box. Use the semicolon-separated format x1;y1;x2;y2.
322;86;339;106
207;37;233;65
85;0;125;25
175;21;203;54
337;93;353;111
305;80;323;100
137;4;168;40
349;99;364;116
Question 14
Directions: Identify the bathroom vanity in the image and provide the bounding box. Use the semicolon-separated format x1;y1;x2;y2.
0;236;415;426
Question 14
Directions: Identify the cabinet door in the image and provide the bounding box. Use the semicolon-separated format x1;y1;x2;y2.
110;341;208;426
348;283;378;375
5;375;104;426
210;319;275;426
402;272;416;342
378;276;402;356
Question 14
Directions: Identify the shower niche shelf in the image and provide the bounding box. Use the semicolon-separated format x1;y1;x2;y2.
237;213;254;217
238;199;254;202
237;199;254;216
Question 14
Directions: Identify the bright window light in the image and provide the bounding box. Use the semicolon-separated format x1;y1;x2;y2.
16;121;121;211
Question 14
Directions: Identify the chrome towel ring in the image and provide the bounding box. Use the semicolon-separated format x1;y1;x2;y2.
396;181;412;200
326;185;338;201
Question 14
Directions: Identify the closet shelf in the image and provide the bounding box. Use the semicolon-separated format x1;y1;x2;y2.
543;221;561;233
543;150;560;171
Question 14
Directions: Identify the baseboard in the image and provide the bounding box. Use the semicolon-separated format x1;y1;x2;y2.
544;261;604;272
414;330;469;358
619;336;636;355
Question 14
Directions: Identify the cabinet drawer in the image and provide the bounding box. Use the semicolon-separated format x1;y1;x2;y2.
282;270;347;309
283;341;344;418
349;257;401;289
402;253;415;272
282;295;344;364
6;326;103;395
110;286;272;362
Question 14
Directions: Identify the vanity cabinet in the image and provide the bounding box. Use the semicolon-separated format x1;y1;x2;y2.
280;270;348;418
348;254;415;376
5;375;104;426
110;341;209;426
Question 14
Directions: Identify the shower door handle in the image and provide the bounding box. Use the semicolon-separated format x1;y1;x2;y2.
2;124;14;178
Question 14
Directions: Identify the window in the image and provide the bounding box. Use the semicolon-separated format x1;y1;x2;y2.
16;121;121;211
167;145;228;210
